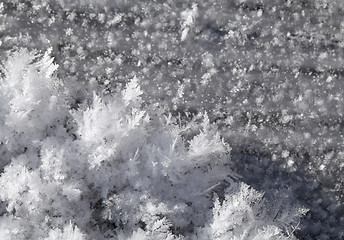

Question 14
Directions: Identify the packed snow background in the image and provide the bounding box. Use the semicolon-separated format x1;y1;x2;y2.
0;0;343;239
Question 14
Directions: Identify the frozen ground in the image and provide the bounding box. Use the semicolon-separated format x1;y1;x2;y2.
0;0;344;239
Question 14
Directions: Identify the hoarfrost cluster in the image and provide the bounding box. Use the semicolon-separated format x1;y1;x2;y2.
0;0;343;239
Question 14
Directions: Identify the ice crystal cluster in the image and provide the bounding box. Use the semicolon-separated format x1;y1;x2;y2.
0;0;343;239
